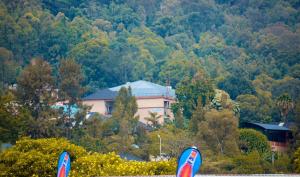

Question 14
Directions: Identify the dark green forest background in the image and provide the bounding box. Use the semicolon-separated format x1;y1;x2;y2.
1;0;300;123
1;0;300;174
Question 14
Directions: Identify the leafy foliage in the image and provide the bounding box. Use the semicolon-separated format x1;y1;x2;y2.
276;93;294;124
0;92;32;143
58;58;84;138
112;87;138;135
189;97;205;133
16;58;58;138
72;152;176;176
147;125;192;158
197;109;239;156
145;112;162;129
239;129;270;154
294;147;300;173
0;137;176;177
232;151;270;174
0;137;87;176
0;0;299;174
218;76;256;100
175;71;215;119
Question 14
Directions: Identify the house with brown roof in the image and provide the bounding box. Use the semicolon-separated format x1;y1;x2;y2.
82;80;176;124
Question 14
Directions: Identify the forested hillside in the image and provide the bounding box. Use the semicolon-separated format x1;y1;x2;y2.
1;0;300;174
1;0;300;123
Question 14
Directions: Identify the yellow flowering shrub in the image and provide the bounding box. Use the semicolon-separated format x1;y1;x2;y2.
0;138;176;176
0;137;87;177
71;152;176;176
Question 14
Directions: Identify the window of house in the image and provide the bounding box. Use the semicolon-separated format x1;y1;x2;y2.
164;101;170;117
164;101;170;109
105;101;114;115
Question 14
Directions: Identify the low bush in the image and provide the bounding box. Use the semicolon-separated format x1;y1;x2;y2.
294;147;300;173
239;128;270;154
232;151;274;174
273;154;292;173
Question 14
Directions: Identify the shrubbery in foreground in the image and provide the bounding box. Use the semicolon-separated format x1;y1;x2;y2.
0;137;296;176
294;147;300;173
0;138;176;177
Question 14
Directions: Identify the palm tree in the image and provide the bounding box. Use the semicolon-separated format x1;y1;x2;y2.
145;112;162;129
276;93;294;125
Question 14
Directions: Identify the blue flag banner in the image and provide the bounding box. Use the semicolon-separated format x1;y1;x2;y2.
176;147;202;177
57;151;71;177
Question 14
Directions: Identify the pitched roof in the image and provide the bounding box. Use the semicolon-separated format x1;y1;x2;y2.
109;80;176;98
251;122;290;131
82;89;118;100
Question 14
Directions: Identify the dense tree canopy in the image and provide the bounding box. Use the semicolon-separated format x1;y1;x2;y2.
0;0;298;95
0;0;299;174
197;109;239;156
174;71;215;119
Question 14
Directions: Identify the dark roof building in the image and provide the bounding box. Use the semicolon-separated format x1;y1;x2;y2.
241;122;292;152
247;122;290;131
83;89;118;100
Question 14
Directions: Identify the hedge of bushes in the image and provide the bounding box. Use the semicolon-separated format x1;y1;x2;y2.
0;138;176;177
71;153;176;176
294;147;300;173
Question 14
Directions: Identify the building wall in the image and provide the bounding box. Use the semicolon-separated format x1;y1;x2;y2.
82;97;176;124
270;141;289;152
136;97;175;124
82;100;107;115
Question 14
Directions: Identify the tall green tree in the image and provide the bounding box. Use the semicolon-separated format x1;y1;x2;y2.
197;109;239;156
58;58;84;137
58;58;84;105
276;93;294;124
0;47;19;92
111;87;138;152
174;108;184;129
175;70;215;119
17;58;57;138
0;91;32;143
189;97;205;134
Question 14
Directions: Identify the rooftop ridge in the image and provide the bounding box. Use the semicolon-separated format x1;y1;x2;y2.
84;80;176;100
109;80;167;90
250;122;290;131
